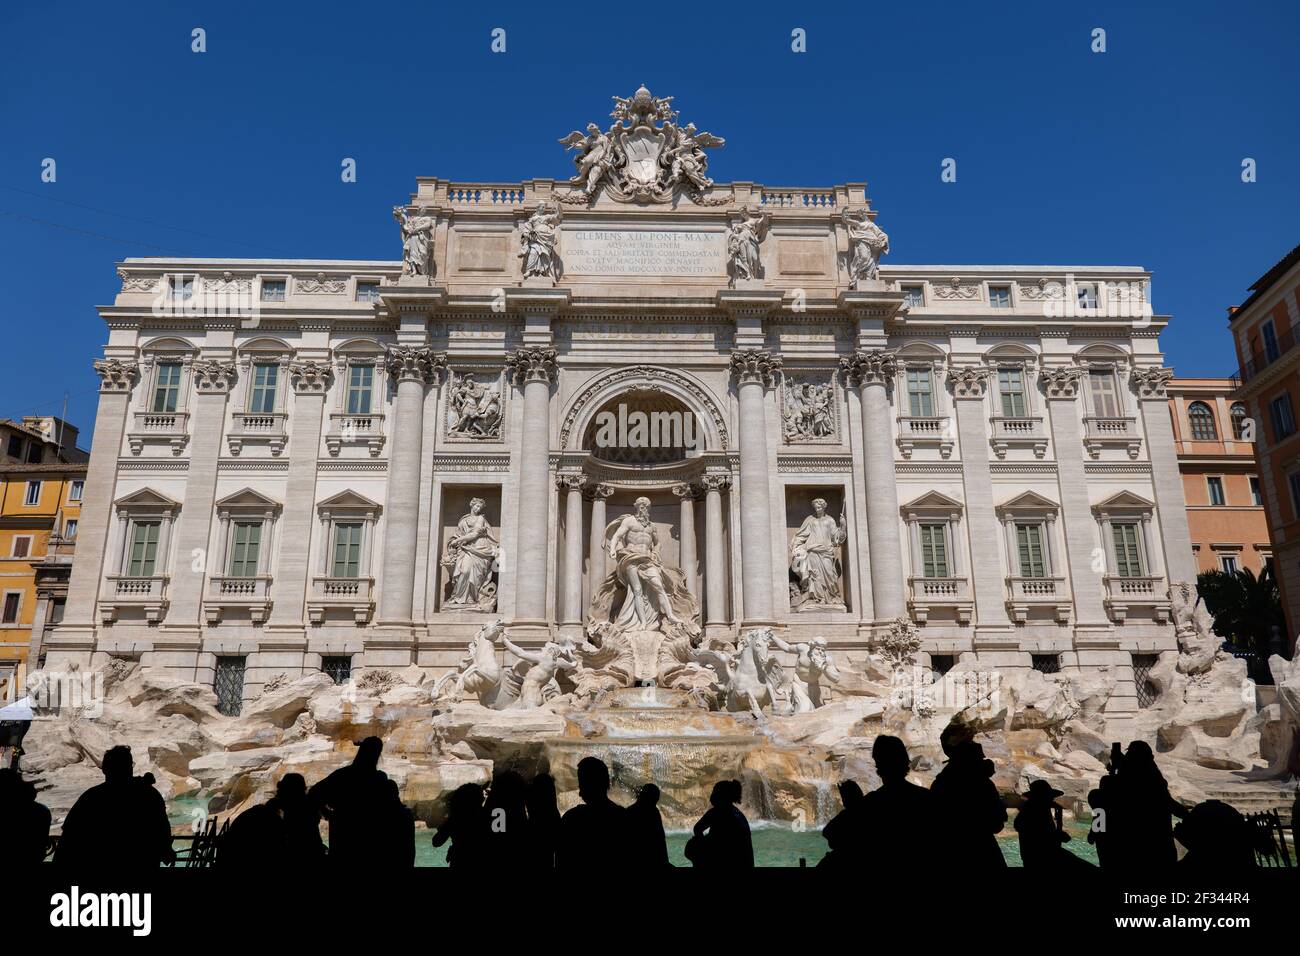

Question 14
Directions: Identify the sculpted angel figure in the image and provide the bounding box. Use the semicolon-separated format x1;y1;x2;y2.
789;498;848;609
842;208;889;288
442;498;500;610
501;634;577;709
727;207;769;282
559;123;618;196
664;123;723;192
769;635;841;711
393;205;435;276
519;203;562;278
607;497;690;634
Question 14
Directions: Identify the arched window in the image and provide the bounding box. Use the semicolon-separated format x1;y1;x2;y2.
1230;402;1249;440
1188;401;1218;440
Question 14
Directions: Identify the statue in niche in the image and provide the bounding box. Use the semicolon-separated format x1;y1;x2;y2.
783;380;835;442
789;498;847;611
842;208;889;288
605;497;691;634
441;498;500;611
727;206;769;282
768;634;842;712
393;205;435;277
519;202;563;279
446;372;503;439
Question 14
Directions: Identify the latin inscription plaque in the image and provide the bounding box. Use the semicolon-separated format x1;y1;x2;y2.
563;229;726;277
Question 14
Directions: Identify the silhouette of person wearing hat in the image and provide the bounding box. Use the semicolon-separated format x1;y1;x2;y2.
1174;799;1255;870
930;739;1007;869
1109;740;1185;869
1015;780;1093;870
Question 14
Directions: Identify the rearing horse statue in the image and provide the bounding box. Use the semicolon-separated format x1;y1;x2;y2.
431;620;508;708
694;627;784;718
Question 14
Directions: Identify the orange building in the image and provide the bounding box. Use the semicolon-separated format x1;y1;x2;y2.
1167;378;1270;577
1229;243;1300;650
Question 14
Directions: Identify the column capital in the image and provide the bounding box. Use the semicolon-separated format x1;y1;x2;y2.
556;472;587;491
384;345;447;385
92;358;140;392
1040;364;1086;400
1129;365;1174;400
700;473;732;493
585;481;615;501
507;346;558;386
839;348;897;388
729;348;782;388
672;482;700;500
288;360;334;394
947;364;991;399
192;359;238;393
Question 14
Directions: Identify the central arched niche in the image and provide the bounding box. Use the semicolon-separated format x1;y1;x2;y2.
581;388;702;466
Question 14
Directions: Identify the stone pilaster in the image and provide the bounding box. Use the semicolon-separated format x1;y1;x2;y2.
673;483;699;596
702;474;730;626
266;361;332;634
507;346;558;624
164;359;238;632
1131;366;1197;583
841;348;905;621
558;473;587;625
377;346;445;628
948;365;1013;633
586;483;614;604
729;349;782;625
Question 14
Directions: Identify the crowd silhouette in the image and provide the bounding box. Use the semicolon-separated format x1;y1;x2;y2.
2;733;1290;870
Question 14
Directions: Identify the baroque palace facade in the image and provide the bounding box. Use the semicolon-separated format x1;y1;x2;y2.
46;89;1194;728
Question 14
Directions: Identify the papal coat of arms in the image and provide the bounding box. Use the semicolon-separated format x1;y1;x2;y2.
558;85;727;204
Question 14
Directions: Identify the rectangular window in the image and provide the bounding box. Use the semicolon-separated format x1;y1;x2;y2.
260;279;286;302
346;365;374;415
49;597;66;625
228;521;262;577
1031;653;1061;674
248;364;279;414
906;367;934;417
127;521;161;576
169;274;194;301
998;368;1027;417
5;435;21;459
929;654;955;678
1250;476;1262;507
12;537;31;558
63;519;77;539
1088;370;1123;417
989;285;1012;309
1206;476;1226;506
69;480;84;502
356;282;381;302
23;481;41;506
919;523;950;578
214;656;246;717
1;593;19;624
1220;554;1239;574
1290;473;1300;519
1270;393;1296;439
1111;523;1144;577
153;362;183;413
1133;654;1158;708
901;285;924;308
25;443;42;464
321;655;353;685
332;522;363;578
1015;523;1048;577
1076;283;1098;310
1262;320;1280;361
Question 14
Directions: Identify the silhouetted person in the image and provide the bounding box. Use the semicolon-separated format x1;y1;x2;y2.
0;767;51;863
382;778;416;867
55;745;174;868
819;779;866;866
1175;800;1255;870
220;774;325;867
483;771;530;867
845;735;936;869
1086;774;1117;869
627;783;670;868
1110;740;1184;869
525;774;562;868
688;779;753;868
558;757;626;869
1015;781;1093;870
930;739;1007;869
308;736;392;865
433;783;488;867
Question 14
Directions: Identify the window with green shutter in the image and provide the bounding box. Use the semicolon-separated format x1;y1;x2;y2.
999;368;1026;417
228;521;262;577
153;363;183;413
332;522;363;578
346;365;374;414
1111;523;1143;577
1015;523;1047;577
248;364;278;413
128;521;161;576
919;523;949;578
907;368;934;417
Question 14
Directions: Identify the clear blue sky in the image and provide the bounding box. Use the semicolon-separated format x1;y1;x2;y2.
2;0;1297;442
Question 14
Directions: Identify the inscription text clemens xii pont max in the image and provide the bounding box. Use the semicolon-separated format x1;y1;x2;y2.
563;229;726;277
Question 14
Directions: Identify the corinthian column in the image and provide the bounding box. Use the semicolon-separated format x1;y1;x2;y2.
841;349;905;620
558;473;587;625
587;483;614;600
507;346;558;624
673;483;699;596
378;346;445;626
729;349;782;624
701;474;729;625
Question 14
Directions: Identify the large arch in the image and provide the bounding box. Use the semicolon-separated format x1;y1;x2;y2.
559;365;730;451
